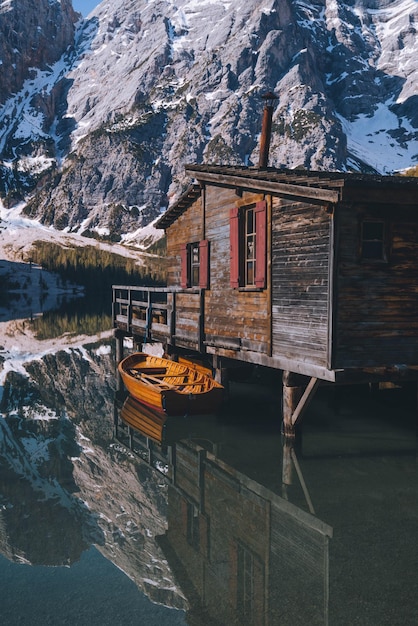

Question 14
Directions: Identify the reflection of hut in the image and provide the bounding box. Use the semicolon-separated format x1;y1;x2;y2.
158;440;332;626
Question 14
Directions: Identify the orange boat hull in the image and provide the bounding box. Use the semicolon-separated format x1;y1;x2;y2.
118;352;224;416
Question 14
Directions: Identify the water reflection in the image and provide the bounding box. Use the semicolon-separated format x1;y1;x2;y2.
0;337;416;625
116;395;332;625
114;380;417;626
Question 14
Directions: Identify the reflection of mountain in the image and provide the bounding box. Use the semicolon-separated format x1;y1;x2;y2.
116;396;333;625
0;415;95;565
1;341;416;623
0;343;188;610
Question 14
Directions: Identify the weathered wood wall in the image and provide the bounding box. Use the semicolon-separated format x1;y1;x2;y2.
163;176;418;376
271;199;332;368
166;195;203;287
335;204;418;368
165;186;270;355
204;187;270;354
165;196;203;348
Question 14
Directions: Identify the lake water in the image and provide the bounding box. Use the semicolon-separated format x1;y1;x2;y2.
0;321;416;625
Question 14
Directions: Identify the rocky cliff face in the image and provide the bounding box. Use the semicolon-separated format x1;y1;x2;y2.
0;0;78;105
0;0;417;239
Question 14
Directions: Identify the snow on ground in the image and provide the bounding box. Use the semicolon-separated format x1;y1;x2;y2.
0;200;164;392
0;202;122;388
0;201;160;264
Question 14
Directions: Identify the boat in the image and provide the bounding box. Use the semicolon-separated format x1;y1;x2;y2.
117;352;224;415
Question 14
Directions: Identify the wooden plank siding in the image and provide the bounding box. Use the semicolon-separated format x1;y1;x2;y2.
334;204;418;368
165;186;270;355
271;199;332;368
203;187;270;354
173;292;202;346
166;194;203;288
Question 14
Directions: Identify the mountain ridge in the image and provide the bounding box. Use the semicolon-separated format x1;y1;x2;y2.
0;0;417;242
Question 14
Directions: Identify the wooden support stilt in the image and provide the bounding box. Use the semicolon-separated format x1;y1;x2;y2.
114;329;125;393
291;377;320;427
281;439;293;499
115;329;124;363
282;371;306;438
133;335;143;352
213;355;230;398
282;371;319;438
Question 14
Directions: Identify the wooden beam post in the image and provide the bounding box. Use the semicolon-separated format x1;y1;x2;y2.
114;329;125;393
213;355;230;398
291;377;320;426
281;438;293;499
282;371;319;438
282;371;305;438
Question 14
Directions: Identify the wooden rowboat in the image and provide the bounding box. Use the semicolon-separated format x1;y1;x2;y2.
118;352;224;415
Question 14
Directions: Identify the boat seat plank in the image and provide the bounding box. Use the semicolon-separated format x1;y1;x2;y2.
131;366;167;375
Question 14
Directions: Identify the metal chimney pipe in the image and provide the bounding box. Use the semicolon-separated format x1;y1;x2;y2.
258;92;278;168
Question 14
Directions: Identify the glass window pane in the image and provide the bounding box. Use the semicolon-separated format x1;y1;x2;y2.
190;242;200;286
246;209;254;234
363;222;384;241
362;241;383;259
361;221;385;260
247;261;254;285
247;235;255;260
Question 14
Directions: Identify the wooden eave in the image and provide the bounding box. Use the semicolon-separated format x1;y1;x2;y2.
155;184;201;229
186;164;418;205
156;165;418;230
186;164;342;204
340;179;418;205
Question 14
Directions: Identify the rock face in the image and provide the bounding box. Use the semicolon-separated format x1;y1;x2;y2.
0;0;417;239
0;0;78;105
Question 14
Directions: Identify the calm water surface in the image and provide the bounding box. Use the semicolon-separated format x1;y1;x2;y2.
0;329;416;625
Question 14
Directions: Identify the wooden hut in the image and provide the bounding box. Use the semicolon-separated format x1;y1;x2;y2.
113;164;418;431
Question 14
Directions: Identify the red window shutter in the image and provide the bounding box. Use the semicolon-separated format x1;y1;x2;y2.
255;200;267;288
230;207;240;288
199;239;209;288
180;243;189;288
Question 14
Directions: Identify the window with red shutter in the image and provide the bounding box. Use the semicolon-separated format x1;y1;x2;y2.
230;201;267;289
199;239;209;288
230;207;240;288
181;240;211;289
180;243;189;288
254;200;267;288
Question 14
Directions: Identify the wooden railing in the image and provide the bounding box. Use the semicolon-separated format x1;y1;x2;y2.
112;285;204;349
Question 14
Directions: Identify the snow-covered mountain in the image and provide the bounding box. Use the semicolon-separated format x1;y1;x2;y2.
0;0;417;239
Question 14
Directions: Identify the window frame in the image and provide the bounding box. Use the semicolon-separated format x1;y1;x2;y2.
230;200;267;290
181;239;210;289
190;241;200;286
244;206;256;286
360;218;389;263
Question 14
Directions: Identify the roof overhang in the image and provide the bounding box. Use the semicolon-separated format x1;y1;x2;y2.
155;184;201;229
186;165;341;204
156;165;418;230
